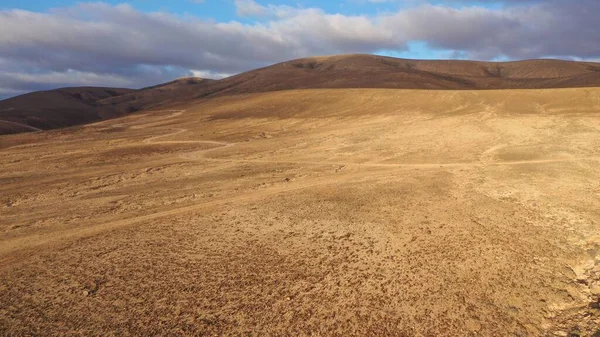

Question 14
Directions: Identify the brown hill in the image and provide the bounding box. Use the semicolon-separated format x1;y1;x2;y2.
0;78;214;135
96;77;215;114
193;54;600;97
0;87;133;135
3;54;600;135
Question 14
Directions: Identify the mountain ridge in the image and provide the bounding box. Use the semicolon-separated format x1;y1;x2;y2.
3;54;600;135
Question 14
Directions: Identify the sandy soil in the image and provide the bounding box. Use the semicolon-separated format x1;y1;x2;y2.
1;88;600;336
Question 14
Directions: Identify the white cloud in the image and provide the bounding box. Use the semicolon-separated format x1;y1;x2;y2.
0;1;599;97
190;69;233;79
234;0;269;17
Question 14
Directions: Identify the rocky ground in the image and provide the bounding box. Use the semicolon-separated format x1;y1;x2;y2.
1;88;600;336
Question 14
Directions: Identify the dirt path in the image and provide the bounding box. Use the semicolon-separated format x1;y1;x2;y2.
193;154;600;170
140;110;600;169
142;126;233;150
3;89;600;336
0;167;373;262
5;119;597;261
0;119;42;132
137;109;236;158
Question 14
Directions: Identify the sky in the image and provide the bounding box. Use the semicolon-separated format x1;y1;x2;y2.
0;0;599;98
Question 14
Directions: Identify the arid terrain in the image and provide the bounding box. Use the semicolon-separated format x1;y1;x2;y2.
4;54;600;136
2;86;600;336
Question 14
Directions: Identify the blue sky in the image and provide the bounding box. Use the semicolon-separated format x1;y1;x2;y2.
0;0;599;97
0;1;504;28
0;1;496;17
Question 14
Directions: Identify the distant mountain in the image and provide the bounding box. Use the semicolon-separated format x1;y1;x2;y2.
0;87;133;135
3;54;600;135
95;77;215;114
0;78;213;135
192;54;600;97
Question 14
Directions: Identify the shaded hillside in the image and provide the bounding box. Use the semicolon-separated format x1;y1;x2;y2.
96;77;215;114
194;54;600;97
0;87;133;135
0;78;214;135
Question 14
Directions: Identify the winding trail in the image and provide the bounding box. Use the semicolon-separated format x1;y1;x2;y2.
139;110;236;158
139;109;600;169
0;120;42;132
3;106;599;261
189;156;600;169
0;166;372;262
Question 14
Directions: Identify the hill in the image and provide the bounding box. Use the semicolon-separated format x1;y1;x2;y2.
0;78;214;135
193;54;600;97
95;77;215;114
0;87;133;135
3;54;600;135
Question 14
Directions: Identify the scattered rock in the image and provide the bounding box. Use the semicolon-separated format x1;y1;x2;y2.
590;284;600;296
568;327;582;337
83;278;103;296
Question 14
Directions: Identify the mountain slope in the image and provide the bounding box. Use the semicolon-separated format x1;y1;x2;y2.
95;77;215;114
193;54;600;98
3;54;600;135
0;78;214;135
0;87;133;135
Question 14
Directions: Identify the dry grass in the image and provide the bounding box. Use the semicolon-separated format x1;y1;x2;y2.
1;88;600;336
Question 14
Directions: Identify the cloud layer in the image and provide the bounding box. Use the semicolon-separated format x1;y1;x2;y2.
0;0;599;98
